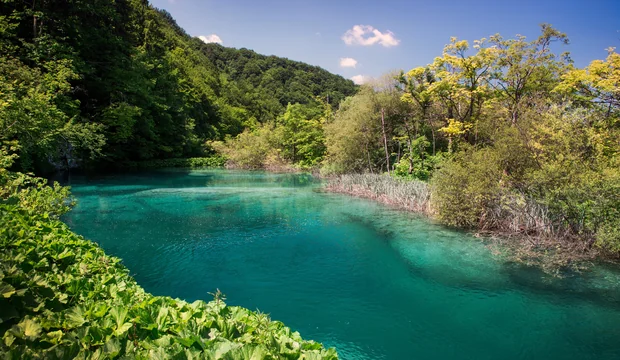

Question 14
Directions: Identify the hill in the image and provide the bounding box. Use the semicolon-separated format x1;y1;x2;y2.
0;1;356;171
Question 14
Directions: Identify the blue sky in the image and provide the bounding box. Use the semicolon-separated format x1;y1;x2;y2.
152;0;620;83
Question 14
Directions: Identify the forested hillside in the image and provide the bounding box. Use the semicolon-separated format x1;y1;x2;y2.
200;43;356;121
0;0;356;171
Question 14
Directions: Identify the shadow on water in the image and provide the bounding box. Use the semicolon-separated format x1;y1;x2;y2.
344;210;620;310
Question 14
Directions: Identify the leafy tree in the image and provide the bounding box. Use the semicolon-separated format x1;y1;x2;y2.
276;103;326;167
324;87;384;174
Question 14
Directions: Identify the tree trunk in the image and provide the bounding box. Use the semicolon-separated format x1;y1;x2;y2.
365;142;373;173
401;117;415;175
430;124;436;156
380;108;390;174
32;0;37;39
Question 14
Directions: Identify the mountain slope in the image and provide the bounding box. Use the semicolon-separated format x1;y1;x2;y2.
0;0;356;170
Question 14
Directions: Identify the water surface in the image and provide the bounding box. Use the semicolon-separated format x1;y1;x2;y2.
62;169;620;359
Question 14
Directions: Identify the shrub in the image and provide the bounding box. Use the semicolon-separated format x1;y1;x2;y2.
209;126;283;169
431;149;505;228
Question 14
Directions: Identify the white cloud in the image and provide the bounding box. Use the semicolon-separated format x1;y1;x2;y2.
351;75;368;85
339;57;358;68
198;34;223;44
342;25;400;47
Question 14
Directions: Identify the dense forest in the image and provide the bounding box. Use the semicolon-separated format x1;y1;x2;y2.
0;0;356;172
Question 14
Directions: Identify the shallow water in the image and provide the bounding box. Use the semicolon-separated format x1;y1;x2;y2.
62;169;620;359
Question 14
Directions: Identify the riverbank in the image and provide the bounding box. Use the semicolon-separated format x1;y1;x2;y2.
324;173;616;273
0;203;338;358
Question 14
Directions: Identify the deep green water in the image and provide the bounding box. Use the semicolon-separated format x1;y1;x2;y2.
62;169;620;359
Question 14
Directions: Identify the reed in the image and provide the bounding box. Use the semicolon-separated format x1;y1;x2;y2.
325;174;431;214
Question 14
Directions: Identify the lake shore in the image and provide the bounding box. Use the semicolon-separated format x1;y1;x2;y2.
323;173;617;273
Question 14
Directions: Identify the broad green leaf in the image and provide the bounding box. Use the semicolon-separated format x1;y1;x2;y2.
213;340;240;359
114;322;132;336
17;317;42;340
0;283;16;298
3;333;15;347
66;306;87;328
109;306;128;329
46;330;64;345
103;338;121;357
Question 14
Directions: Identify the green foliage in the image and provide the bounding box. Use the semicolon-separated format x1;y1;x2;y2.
212;102;330;170
431;148;505;228
323;88;383;174
522;106;620;249
0;144;74;218
275;104;327;168
0;204;338;359
210;125;284;170
0;0;355;171
0;56;105;170
393;153;444;182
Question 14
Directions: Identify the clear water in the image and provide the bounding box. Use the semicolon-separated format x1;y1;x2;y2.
62;169;620;360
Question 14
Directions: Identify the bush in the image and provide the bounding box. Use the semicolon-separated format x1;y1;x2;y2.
209;125;286;169
393;152;445;181
431;149;505;228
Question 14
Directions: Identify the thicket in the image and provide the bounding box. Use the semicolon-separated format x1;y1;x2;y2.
211;103;330;170
0;148;337;358
320;26;619;258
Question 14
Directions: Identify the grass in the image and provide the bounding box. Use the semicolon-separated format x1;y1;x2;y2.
325;174;431;214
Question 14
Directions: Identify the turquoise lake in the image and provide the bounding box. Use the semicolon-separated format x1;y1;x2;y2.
62;169;620;359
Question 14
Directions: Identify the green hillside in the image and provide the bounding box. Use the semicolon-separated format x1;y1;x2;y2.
0;0;356;171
